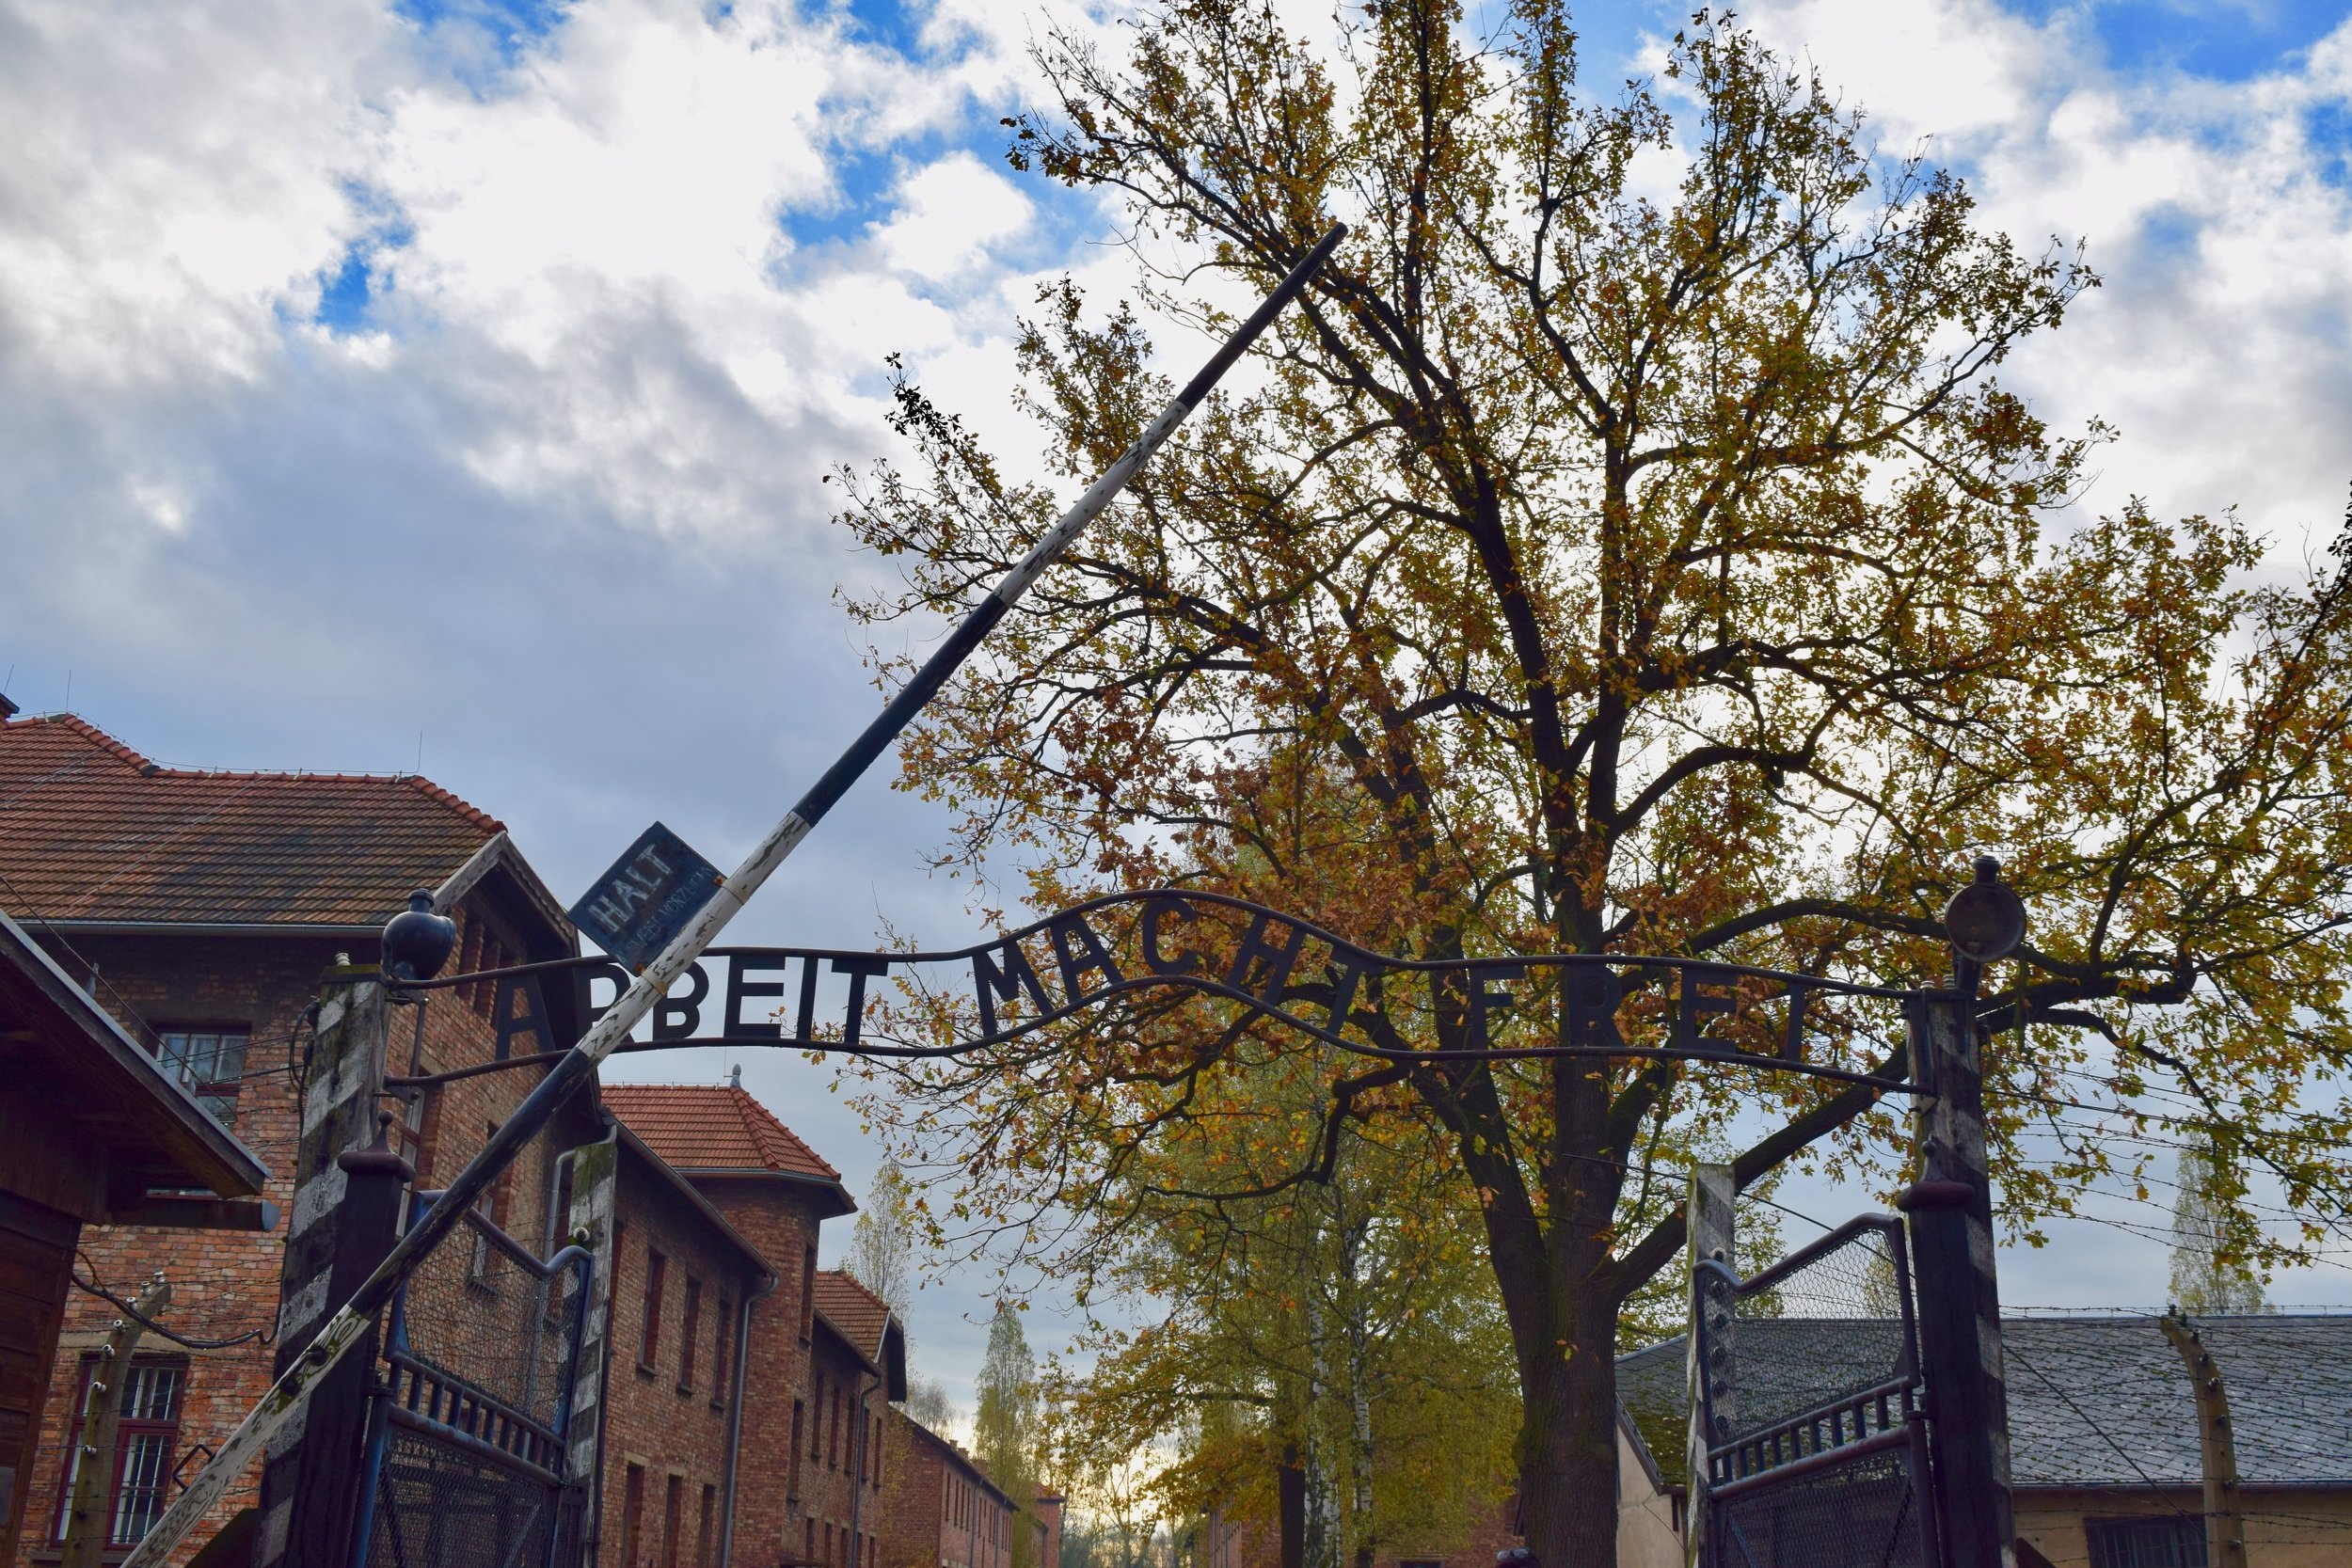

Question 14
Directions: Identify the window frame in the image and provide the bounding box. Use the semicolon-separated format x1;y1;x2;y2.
152;1024;248;1127
677;1276;704;1394
639;1248;669;1373
2084;1515;2207;1568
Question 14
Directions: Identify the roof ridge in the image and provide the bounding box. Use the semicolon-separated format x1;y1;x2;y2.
8;717;504;831
34;715;158;773
726;1084;841;1179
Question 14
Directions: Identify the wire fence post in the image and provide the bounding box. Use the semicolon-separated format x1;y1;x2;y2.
2157;1312;2249;1568
559;1131;620;1567
60;1277;168;1568
1684;1162;1735;1568
253;967;393;1568
1902;987;2016;1568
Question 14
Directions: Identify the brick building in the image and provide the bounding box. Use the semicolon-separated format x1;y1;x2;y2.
806;1273;907;1568
0;713;921;1568
597;1119;774;1568
876;1415;1013;1568
596;1085;864;1568
0;905;271;1561
0;711;601;1566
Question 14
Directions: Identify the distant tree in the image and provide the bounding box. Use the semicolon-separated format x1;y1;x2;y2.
847;1159;918;1329
2170;1136;2270;1315
977;1303;1043;1568
904;1375;961;1432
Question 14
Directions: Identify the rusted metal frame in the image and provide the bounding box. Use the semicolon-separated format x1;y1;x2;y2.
119;226;1347;1568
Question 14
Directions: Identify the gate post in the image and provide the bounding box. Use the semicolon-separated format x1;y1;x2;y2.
561;1129;620;1567
254;967;395;1568
1683;1164;1734;1568
1902;862;2021;1568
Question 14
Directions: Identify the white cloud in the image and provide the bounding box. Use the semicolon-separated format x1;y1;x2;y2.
1746;0;2352;550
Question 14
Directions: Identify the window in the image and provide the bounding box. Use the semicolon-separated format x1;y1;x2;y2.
663;1474;683;1568
830;1384;842;1468
810;1379;824;1458
621;1464;646;1567
640;1249;668;1372
800;1245;817;1342
710;1294;735;1408
456;914;484;1006
2086;1517;2206;1568
790;1399;805;1497
52;1356;186;1546
678;1278;703;1392
805;1518;817;1564
698;1482;716;1568
472;1120;516;1282
156;1028;246;1126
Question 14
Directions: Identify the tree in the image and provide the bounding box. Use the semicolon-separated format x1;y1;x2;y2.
904;1375;961;1432
2169;1134;2270;1315
847;1159;918;1330
1049;1066;1519;1568
838;5;2352;1562
977;1302;1044;1568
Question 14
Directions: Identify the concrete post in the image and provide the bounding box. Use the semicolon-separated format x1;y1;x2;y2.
1683;1164;1735;1568
2157;1313;2249;1568
1901;991;2016;1568
562;1130;620;1567
60;1278;168;1568
253;967;391;1568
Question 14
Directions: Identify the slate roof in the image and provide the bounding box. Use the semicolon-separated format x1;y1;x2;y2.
1615;1314;2352;1489
599;1085;852;1213
0;715;502;928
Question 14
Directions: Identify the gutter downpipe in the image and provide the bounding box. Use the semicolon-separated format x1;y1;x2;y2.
847;1367;879;1568
719;1270;776;1568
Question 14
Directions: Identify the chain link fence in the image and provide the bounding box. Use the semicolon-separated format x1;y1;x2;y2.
1697;1216;1938;1568
356;1200;592;1568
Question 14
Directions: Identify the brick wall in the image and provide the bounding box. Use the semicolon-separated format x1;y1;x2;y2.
794;1318;884;1568
876;1414;1012;1568
598;1144;766;1568
694;1180;826;1568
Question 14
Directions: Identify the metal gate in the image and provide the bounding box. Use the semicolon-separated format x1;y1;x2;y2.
351;1194;593;1568
1693;1216;1941;1568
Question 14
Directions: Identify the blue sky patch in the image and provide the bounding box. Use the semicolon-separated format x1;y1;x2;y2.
1991;0;2347;84
311;194;417;335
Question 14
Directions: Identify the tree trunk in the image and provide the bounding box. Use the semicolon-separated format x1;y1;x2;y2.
1515;1286;1623;1568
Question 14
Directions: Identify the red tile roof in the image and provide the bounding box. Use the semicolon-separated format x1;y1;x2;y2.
599;1084;844;1184
813;1270;893;1364
0;715;503;927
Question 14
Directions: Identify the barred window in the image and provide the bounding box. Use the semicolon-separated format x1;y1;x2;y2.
2086;1516;2206;1568
156;1028;246;1126
52;1356;187;1546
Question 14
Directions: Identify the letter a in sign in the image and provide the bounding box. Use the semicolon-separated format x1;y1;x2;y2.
567;821;724;973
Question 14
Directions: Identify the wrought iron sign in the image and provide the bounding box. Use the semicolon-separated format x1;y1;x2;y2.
400;889;1927;1095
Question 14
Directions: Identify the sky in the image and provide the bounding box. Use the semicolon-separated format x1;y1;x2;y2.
4;0;2352;1411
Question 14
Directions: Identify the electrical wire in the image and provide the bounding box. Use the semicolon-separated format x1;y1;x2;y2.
72;1255;272;1351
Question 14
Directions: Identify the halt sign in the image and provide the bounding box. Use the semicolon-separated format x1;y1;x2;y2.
568;821;723;971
